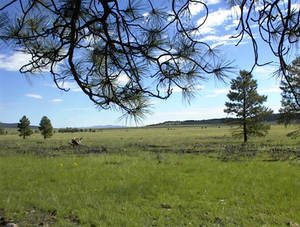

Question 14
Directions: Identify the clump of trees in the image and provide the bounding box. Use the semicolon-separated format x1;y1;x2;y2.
224;70;273;143
16;116;55;139
58;128;96;133
39;116;54;139
17;115;33;139
58;128;81;133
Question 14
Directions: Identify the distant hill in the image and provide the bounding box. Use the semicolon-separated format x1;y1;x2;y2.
0;113;286;129
0;122;39;129
0;122;124;129
147;113;282;127
88;125;125;129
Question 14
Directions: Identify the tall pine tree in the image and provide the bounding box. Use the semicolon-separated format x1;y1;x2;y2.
18;115;33;139
224;70;273;143
279;57;300;125
278;57;300;138
39;116;53;139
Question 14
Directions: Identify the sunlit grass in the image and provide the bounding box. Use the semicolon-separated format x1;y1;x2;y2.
0;125;300;225
0;154;300;226
1;125;299;156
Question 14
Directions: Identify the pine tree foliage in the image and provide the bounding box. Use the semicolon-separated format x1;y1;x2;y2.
17;115;33;139
0;0;298;119
39;116;54;139
278;57;300;137
279;57;300;124
224;70;273;143
0;0;234;121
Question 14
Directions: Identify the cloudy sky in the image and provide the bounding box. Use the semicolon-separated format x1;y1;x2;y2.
0;0;298;128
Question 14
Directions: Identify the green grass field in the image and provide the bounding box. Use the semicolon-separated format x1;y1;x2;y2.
0;125;300;226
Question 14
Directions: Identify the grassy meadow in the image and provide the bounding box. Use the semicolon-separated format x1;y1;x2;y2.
0;125;300;226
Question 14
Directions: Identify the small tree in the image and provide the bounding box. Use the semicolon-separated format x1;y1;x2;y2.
224;70;273;143
18;115;33;139
39;116;54;139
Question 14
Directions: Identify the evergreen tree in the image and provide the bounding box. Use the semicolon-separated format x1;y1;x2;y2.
224;70;273;143
17;116;33;139
279;57;300;125
278;57;300;138
39;116;54;139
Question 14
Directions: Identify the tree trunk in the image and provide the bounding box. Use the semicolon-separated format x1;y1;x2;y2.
243;120;247;143
243;85;247;143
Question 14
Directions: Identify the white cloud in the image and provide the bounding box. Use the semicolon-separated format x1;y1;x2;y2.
115;73;129;86
292;3;300;10
157;52;186;65
200;34;232;42
46;81;81;92
60;82;81;92
200;32;252;47
192;85;205;91
189;0;221;16
192;26;216;35
253;1;265;11
206;0;221;5
158;54;173;63
49;98;63;102
171;85;204;93
199;34;240;47
277;2;300;10
271;105;281;113
149;100;160;105
253;66;277;77
196;6;241;35
258;87;281;94
189;2;204;16
225;19;239;31
254;67;268;73
0;52;32;72
206;89;229;98
143;12;149;17
26;94;43;99
171;87;183;93
47;74;130;91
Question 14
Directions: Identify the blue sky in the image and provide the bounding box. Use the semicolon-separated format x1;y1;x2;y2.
0;0;298;128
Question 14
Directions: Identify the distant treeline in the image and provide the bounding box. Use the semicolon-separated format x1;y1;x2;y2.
58;127;99;133
0;123;39;129
148;114;297;127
